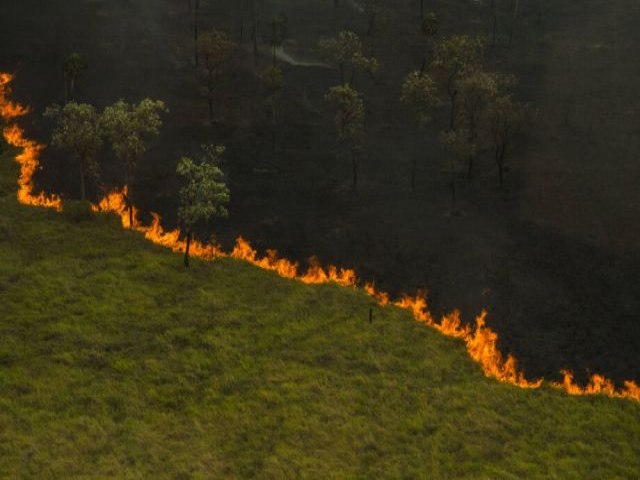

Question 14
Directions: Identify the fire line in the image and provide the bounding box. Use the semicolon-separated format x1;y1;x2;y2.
2;72;639;401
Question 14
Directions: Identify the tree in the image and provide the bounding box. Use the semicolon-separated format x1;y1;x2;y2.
362;0;386;36
43;102;102;201
177;146;230;268
198;29;236;123
259;65;284;152
456;70;499;178
192;0;202;67
419;12;439;72
487;94;528;186
266;14;288;66
318;31;379;85
326;84;365;192
431;35;485;130
101;99;167;228
63;53;88;102
439;128;474;210
400;70;439;192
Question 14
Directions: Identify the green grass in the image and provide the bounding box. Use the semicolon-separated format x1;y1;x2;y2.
0;150;639;479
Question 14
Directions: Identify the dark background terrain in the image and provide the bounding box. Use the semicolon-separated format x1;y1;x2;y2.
1;0;639;384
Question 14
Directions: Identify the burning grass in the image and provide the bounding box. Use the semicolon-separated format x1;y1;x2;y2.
3;71;640;402
1;149;640;477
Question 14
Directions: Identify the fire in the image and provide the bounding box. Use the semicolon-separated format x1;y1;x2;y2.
391;292;541;388
1;73;62;211
2;71;639;402
554;370;640;401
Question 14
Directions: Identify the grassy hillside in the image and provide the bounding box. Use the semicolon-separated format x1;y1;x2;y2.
0;149;639;479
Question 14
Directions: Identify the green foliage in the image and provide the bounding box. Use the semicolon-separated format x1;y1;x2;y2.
44;102;102;169
326;84;365;148
487;93;530;184
457;70;499;129
432;35;485;95
400;71;440;126
198;28;236;80
101;99;167;168
0;149;639;478
439;128;476;163
43;101;102;199
318;31;379;83
63;53;88;101
421;12;439;38
63;53;88;80
259;65;284;94
266;14;288;50
177;146;230;231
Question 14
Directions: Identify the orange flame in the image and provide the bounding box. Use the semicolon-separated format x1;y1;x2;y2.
1;73;62;211
554;370;640;401
390;292;541;388
2;71;639;402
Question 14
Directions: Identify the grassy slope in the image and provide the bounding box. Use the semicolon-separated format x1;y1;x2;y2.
0;149;638;479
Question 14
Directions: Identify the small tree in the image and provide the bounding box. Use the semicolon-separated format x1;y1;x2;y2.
177;146;230;267
101;99;167;228
43;102;102;201
400;71;439;192
456;70;499;178
419;12;438;72
439;128;475;210
431;35;485;130
362;0;387;36
318;31;379;85
326;84;365;192
198;29;236;123
266;14;288;66
63;53;88;102
259;65;284;152
487;94;528;186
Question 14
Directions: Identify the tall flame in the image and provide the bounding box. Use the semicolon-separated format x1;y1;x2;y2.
0;73;62;211
2;71;639;402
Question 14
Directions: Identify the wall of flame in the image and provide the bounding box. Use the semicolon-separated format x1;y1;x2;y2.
2;72;638;402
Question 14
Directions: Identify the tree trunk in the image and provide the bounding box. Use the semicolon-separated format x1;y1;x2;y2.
271;101;277;152
63;75;68;103
79;163;86;201
496;144;505;187
492;12;497;45
467;156;474;180
252;1;260;64
351;148;358;192
125;165;134;229
450;156;456;210
367;12;376;36
69;77;75;100
208;82;214;122
410;157;417;193
184;230;192;267
194;0;200;67
449;90;457;130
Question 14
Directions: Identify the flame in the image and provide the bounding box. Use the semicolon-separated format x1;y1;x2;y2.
390;292;541;388
364;282;390;306
554;370;640;401
1;73;62;211
2;70;639;402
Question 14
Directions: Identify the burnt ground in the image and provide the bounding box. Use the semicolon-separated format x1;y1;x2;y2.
1;0;639;385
